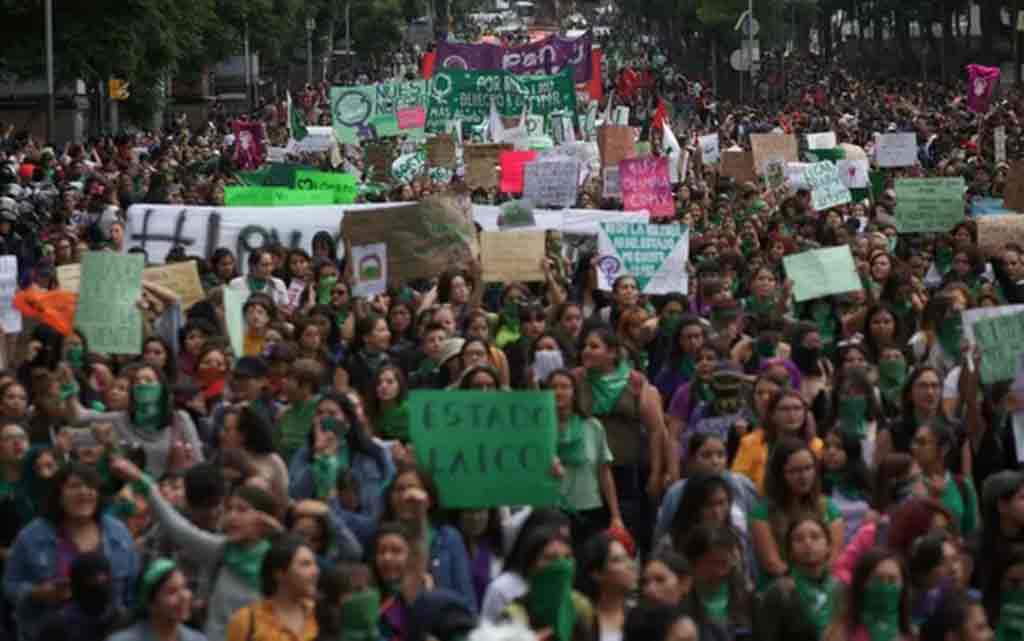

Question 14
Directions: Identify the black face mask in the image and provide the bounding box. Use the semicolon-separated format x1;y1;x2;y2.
76;580;113;616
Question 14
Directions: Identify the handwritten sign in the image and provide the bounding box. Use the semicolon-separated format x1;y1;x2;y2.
330;79;429;143
978;215;1024;256
974;311;1024;383
804;161;852;211
410;390;559;508
1005;161;1024;211
720;150;756;184
523;160;579;209
698;134;720;165
619;157;674;219
480;231;546;282
0;256;21;333
783;245;862;302
894;178;965;233
426;134;457;169
750;133;799;174
603;167;621;199
806;131;837;150
876;133;918;168
59;260;205;310
995;126;1007;164
597;223;689;294
598;125;635;168
465;143;511;190
75;253;144;354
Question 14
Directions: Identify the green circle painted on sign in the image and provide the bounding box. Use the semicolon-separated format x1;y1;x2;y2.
334;91;372;127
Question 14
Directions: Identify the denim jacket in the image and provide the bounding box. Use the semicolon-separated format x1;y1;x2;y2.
4;515;139;641
429;525;478;614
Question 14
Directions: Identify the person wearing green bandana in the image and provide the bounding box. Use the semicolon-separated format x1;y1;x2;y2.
678;522;753;640
546;370;623;544
908;421;979;537
741;267;792;321
653;316;707;409
277;359;323;462
877;347;909;417
109;456;285;641
108;558;207;641
64;329;87;373
228;248;289;308
494;283;531;349
575;327;669;551
68;365;204;479
367;365;411;443
908;292;965;378
343;315;396;399
756;516;839;641
827;549;911;641
504;527;595;641
314;561;382;641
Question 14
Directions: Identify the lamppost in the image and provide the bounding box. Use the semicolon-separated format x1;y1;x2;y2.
306;17;316;85
45;0;55;142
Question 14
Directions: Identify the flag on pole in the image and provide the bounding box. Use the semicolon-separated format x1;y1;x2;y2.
966;64;1000;113
487;98;505;143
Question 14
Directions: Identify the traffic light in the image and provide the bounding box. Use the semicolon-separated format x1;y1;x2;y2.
108;78;130;101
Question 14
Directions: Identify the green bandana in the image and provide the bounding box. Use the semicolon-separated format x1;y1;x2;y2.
838;396;868;438
587;360;631;415
248;276;268;293
937;315;963;358
312;452;348;500
693;379;716;404
891;300;913;320
755;335;777;359
791;566;836;636
66;344;85;370
378;403;410;442
862;579;902;641
746;295;776;318
527;558;577;641
317;276;338;305
812;303;837;346
878;360;908;404
700;581;730;623
997;589;1024;641
557;416;587;467
339;588;382;641
661;314;684;339
678;355;696;380
936;246;953;274
222;539;272;590
132;383;164;432
496;303;522;348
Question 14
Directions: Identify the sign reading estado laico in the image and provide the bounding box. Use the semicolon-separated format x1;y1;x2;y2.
409;390;559;508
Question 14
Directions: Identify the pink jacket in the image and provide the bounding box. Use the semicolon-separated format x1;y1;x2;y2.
833;521;878;585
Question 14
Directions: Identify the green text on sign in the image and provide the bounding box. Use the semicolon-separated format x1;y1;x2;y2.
409;390;559;508
973;311;1024;384
894;178;965;233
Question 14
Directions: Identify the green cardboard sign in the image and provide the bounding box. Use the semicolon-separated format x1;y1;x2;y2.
894;178;966;233
783;245;862;302
329;80;429;144
293;170;358;204
74;252;144;354
409;390;559;508
224;186;337;207
974;311;1024;384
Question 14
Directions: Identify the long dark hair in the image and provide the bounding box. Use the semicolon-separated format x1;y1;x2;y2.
765;437;823;513
260;534;309;596
842;548;911;637
664;315;706;371
45;463;104;525
821;425;872;498
669;473;733;552
143;335;179;385
224;404;276;455
576;532;614;601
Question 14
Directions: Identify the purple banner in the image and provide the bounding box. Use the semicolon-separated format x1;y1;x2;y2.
435;33;592;83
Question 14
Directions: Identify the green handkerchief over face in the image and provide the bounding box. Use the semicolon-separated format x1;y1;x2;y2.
937;314;963;358
318;276;338;305
838;395;868;437
861;579;902;641
997;589;1024;641
527;557;577;641
791;566;835;635
878;359;908;404
132;383;164;432
339;588;382;641
587;360;631;415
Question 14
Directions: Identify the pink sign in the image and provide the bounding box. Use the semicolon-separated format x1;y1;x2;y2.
397;107;426;130
619;157;674;219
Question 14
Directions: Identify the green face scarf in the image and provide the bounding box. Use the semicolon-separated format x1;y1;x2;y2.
312;453;345;500
500;301;522;333
248;276;268;293
755;335;777;359
587;360;631;415
132;383;164;432
937;314;963;357
890;299;913;320
661;313;684;338
791;566;835;635
66;344;85;370
936;246;954;274
700;581;730;622
317;276;338;305
378;402;410;442
678;354;697;380
812;302;837;346
527;557;577;641
878;360;908;404
861;579;902;641
997;589;1024;641
339;588;382;641
838;395;868;438
222;539;272;590
557;415;587;467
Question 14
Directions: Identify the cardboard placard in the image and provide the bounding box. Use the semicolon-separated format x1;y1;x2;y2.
598;125;635;168
750;133;799;174
342;196;478;281
59;260;205;310
480;231;547;282
523;160;579;209
876;133;918;168
365;144;394;182
720;150;757;184
978;215;1024;256
1004;161;1024;211
426;134;457;169
465;143;511;190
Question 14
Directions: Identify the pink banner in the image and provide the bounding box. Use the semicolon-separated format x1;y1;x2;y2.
966;64;1000;114
499;151;537;194
619;157;674;219
232;121;266;170
397;107;426;130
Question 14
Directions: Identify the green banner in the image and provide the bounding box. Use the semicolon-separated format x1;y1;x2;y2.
409;390;559;508
75;252;144;355
782;245;862;303
224;186;337;207
330;79;429;144
426;68;577;134
974;311;1024;384
894;178;966;233
293;170;358;204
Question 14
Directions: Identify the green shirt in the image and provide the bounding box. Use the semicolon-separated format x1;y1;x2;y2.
939;472;979;536
559;417;614;512
750;497;842;523
276;396;320;461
